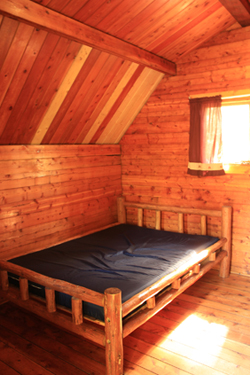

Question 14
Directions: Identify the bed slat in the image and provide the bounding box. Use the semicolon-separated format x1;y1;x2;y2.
19;277;29;301
138;208;143;227
172;278;181;290
45;288;56;313
178;213;184;233
117;196;126;224
201;215;207;235
209;252;216;261
146;296;156;309
0;270;8;290
155;210;161;230
72;297;83;325
194;264;201;274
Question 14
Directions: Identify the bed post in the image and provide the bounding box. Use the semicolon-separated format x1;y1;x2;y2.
104;288;123;375
219;206;232;278
117;196;126;224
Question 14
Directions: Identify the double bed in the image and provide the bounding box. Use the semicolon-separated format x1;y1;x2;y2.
0;197;232;375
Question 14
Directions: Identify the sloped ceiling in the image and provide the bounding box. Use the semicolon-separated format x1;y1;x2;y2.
0;0;240;145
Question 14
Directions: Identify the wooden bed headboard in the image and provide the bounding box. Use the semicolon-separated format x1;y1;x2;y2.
117;196;232;278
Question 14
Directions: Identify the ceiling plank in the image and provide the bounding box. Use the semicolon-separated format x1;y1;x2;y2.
31;45;92;145
82;61;137;144
0;0;176;75
219;0;250;26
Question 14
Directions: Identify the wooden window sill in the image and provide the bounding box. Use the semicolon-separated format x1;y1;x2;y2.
223;164;250;174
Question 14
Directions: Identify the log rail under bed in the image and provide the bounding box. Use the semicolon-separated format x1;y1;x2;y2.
0;197;232;375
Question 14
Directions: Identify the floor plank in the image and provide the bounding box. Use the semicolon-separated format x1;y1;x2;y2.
0;270;250;374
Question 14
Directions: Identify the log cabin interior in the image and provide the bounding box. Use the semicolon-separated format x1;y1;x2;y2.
0;0;250;374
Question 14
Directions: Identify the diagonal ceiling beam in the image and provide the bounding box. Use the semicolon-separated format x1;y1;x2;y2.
219;0;250;26
0;0;176;75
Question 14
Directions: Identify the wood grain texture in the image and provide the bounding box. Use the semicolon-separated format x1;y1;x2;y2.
0;15;164;145
1;269;250;374
0;198;230;375
0;1;236;145
0;0;176;74
121;25;250;276
0;145;121;260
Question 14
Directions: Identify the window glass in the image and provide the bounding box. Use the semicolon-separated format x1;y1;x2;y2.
221;104;250;164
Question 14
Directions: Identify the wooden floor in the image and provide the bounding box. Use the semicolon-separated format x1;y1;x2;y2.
1;269;250;375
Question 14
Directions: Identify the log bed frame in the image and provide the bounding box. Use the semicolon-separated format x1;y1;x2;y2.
0;197;232;375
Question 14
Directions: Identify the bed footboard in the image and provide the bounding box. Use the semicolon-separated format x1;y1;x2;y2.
0;264;124;375
0;263;106;345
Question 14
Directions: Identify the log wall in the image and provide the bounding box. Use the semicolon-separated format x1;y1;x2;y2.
121;25;250;276
0;145;121;260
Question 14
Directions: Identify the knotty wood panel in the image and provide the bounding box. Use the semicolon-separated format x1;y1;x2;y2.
0;1;236;146
31;0;235;62
121;25;250;276
0;15;163;145
0;145;122;260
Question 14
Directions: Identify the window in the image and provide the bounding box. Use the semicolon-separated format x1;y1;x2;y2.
188;94;250;176
188;96;225;177
221;97;250;165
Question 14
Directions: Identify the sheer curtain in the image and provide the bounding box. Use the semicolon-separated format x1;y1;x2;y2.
188;96;225;177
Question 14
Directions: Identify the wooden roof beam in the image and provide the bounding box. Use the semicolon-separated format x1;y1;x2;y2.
219;0;250;26
0;0;176;76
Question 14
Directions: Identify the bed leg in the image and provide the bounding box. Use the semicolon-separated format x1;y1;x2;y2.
104;288;123;375
219;206;232;278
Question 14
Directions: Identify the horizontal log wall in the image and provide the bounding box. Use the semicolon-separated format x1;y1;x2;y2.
0;145;122;260
121;26;250;276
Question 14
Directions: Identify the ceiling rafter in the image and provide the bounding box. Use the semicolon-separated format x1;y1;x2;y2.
0;0;176;75
219;0;250;26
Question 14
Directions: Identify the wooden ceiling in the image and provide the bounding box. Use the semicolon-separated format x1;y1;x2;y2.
0;0;243;145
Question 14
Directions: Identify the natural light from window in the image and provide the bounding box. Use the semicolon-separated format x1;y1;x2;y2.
221;104;250;164
161;314;228;366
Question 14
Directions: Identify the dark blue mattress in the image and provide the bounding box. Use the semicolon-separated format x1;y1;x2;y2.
9;224;219;320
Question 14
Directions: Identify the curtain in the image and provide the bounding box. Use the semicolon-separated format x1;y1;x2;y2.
188;96;225;177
